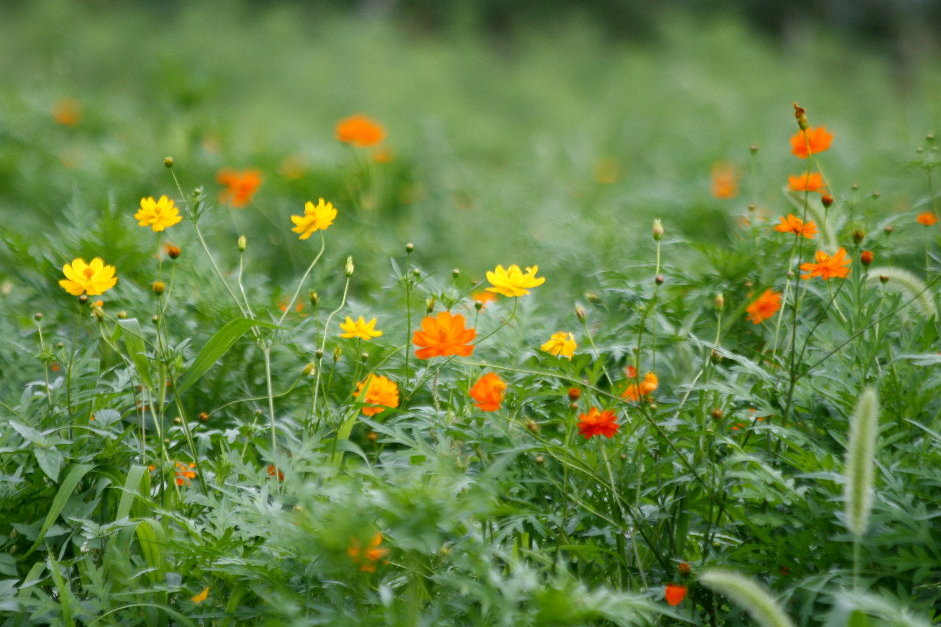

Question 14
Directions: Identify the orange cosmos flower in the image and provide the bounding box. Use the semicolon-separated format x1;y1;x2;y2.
774;214;817;238
217;169;262;208
711;162;738;199
347;532;389;572
917;211;938;226
664;584;687;606
787;172;827;193
746;289;782;324
336;114;386;147
622;372;658;402
790;126;833;158
354;374;400;416
469;372;507;412
800;247;851;280
174;461;197;486
412;311;476;359
577;407;619;439
190;586;209;604
266;464;285;481
53;99;82;126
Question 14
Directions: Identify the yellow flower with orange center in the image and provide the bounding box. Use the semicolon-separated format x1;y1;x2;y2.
485;264;545;297
59;257;118;296
134;195;182;232
291;198;337;239
540;332;576;359
354;374;399;416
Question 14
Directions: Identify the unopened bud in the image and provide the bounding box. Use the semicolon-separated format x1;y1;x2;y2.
174;417;181;424
451;268;460;278
871;191;880;199
405;242;415;254
360;351;369;364
575;304;586;322
710;349;722;363
879;274;889;284
567;388;581;401
822;194;834;208
308;291;319;307
152;281;165;295
884;225;894;235
33;312;43;321
652;219;664;241
411;267;421;278
237;235;247;252
367;431;378;441
793;102;808;130
860;250;874;266
166;244;181;260
710;408;724;420
474;301;483;311
534;455;545;464
851;183;860;191
344;256;354;277
425;297;435;314
332;347;342;362
163;156;174;168
302;362;316;376
314;349;324;360
927;133;936;143
526;420;540;433
585;292;601;304
852;229;865;244
79;294;88;304
678;562;692;575
715;292;725;312
118;311;127;319
749;144;759;155
198;412;209;421
655;274;664;285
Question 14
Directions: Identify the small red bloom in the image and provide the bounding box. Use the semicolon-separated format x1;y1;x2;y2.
577;407;619;439
917;212;938;226
664;584;687;606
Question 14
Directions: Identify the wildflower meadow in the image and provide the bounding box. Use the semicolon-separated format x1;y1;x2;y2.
3;2;941;625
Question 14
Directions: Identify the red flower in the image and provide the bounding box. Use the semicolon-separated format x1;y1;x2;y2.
577;407;619;439
664;584;687;606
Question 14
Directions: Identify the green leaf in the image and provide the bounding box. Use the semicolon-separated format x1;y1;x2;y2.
135;518;167;584
175;318;276;395
117;318;153;388
33;447;63;482
115;465;148;521
25;464;94;556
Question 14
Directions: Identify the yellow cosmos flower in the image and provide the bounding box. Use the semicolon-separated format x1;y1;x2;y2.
291;198;337;239
340;316;383;340
485;264;545;297
541;331;576;359
134;195;182;232
190;586;209;604
59;257;118;296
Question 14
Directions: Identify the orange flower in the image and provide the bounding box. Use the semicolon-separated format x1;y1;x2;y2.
774;214;817;238
174;461;197;486
266;464;285;481
917;211;938;226
746;289;782;324
800;247;851;280
790;126;833;158
711;162;738;199
336;114;385;147
787;172;827;193
190;586;209;604
412;311;476;359
622;372;658;402
347;532;389;572
664;584;687;606
577;407;619;439
53;99;82;126
354;374;400;416
217;169;262;208
469;372;507;412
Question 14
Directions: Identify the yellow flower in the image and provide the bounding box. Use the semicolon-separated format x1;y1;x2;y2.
190;586;209;604
485;264;545;297
59;257;118;296
134;196;182;232
541;332;576;359
291;198;337;239
340;316;383;340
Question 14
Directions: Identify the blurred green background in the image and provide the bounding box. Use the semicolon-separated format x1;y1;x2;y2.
2;0;941;300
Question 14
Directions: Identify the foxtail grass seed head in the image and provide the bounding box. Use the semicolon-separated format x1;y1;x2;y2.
652;219;664;241
237;235;247;252
700;569;796;627
163;156;174;168
344;256;355;277
844;387;880;537
866;266;938;318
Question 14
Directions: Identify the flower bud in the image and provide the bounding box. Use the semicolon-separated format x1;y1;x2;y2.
163;156;174;168
652;219;664;241
884;225;894;235
344;256;355;277
166;244;181;260
152;281;166;295
360;351;369;364
585;292;601;304
308;291;319;307
575;304;586;322
710;408;724;421
451;268;460;278
860;250;874;266
534;455;545;464
474;301;483;311
367;431;378;441
118;311;127;319
678;562;692;575
655;274;664;285
198;412;209;421
871;191;880;199
822;194;834;208
526;420;540;433
314;349;324;360
237;235;247;252
927;133;935;143
793;102;808;130
33;312;43;321
411;267;421;278
567;388;581;401
747;203;757;212
332;347;342;362
749;144;759;155
879;274;889;284
79;294;88;304
425;297;436;313
303;362;316;376
852;229;865;244
715;292;725;312
405;242;415;254
851;183;860;191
